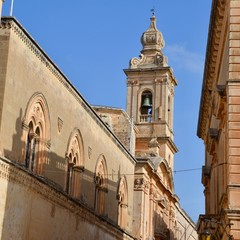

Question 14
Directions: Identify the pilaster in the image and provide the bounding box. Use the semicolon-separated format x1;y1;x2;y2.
229;0;240;80
0;16;10;154
227;0;240;210
227;82;240;209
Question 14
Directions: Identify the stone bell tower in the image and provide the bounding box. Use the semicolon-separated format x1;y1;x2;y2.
124;15;178;170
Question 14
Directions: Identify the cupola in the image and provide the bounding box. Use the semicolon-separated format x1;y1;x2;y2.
140;15;165;54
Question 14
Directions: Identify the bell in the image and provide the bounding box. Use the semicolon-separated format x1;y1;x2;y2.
142;96;152;108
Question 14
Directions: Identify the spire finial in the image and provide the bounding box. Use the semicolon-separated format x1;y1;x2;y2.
150;7;155;16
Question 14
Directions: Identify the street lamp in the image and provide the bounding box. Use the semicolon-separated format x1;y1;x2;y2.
201;228;211;240
198;215;233;240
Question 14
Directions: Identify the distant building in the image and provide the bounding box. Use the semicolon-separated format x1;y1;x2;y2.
197;0;240;239
0;5;196;240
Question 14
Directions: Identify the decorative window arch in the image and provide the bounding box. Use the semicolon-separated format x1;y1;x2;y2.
158;161;173;191
117;176;128;229
22;92;51;175
140;90;153;123
65;128;84;197
94;155;108;215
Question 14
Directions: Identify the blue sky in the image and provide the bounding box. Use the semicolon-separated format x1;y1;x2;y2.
2;0;212;222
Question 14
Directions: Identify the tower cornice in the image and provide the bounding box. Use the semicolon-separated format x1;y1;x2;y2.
124;67;178;86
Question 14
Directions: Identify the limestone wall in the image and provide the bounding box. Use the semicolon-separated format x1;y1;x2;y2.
0;158;134;240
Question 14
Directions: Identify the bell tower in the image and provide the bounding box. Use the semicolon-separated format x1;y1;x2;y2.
124;15;178;169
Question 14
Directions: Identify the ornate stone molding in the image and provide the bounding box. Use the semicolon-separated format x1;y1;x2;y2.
197;0;227;139
127;79;139;85
134;177;149;191
141;16;165;52
129;53;167;69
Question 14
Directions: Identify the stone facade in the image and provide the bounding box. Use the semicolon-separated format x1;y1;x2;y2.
0;11;197;240
197;0;240;239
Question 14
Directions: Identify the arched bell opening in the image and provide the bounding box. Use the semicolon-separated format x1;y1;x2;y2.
140;90;152;123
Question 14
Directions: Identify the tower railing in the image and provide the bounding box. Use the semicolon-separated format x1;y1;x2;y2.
140;114;152;123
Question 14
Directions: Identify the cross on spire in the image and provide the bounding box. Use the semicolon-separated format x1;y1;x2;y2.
150;7;155;16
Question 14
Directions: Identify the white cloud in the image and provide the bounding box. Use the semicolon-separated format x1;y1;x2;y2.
164;44;205;75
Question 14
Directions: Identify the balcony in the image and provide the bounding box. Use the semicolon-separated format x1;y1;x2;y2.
140;114;152;123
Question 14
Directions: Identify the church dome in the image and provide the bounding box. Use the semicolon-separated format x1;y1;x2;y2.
141;16;165;53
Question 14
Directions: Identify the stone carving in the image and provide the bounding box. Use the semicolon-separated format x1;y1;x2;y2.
127;79;139;85
130;53;167;69
117;177;128;205
130;54;145;67
134;178;149;190
141;16;165;51
95;157;108;190
156;54;164;65
95;160;104;186
66;130;83;166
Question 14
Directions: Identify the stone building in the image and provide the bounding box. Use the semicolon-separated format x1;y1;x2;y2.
197;0;240;239
0;4;197;240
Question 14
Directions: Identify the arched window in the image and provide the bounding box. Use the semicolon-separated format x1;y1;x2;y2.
117;176;128;229
22;93;50;175
140;90;152;123
65;129;84;198
94;155;108;215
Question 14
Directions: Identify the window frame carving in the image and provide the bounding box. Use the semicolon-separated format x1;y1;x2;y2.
65;128;84;198
22;92;51;175
117;176;128;229
94;155;108;215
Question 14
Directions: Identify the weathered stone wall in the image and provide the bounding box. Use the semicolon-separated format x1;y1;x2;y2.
0;158;134;240
93;107;134;153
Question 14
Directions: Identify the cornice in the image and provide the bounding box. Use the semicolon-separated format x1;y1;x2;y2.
160;136;178;154
197;0;227;139
124;67;178;86
0;17;136;165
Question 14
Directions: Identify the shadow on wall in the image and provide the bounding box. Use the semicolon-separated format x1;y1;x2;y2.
1;109;129;239
4;108;66;187
0;158;129;239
